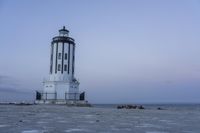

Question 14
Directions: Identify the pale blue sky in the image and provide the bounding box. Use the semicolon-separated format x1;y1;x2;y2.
0;0;200;103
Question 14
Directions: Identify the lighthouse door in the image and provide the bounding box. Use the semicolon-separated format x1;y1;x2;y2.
56;84;68;100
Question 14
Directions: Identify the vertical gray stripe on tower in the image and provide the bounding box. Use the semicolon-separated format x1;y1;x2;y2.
55;42;58;73
61;42;64;74
49;43;52;74
72;45;75;75
68;43;70;74
50;43;54;74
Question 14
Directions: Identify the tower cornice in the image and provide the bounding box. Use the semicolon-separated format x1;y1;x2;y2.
52;36;75;45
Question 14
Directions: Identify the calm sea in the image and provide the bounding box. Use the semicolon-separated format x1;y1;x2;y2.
0;104;199;133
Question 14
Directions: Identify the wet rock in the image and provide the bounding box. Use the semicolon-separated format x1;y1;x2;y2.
137;105;144;109
117;105;123;109
157;107;164;110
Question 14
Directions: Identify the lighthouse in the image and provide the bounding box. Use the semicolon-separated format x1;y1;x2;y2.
36;26;86;104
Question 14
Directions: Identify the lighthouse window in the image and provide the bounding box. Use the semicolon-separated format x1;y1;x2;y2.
58;53;61;59
65;53;67;60
58;64;61;71
64;64;67;71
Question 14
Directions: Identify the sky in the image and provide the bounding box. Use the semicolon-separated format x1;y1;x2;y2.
0;0;200;103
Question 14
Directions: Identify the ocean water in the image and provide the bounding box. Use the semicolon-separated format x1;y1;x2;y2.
0;104;199;133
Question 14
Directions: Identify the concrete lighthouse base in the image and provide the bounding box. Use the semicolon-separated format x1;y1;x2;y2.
34;100;91;107
35;91;91;106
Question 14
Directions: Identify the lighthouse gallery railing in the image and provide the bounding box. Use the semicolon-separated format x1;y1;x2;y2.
36;91;85;101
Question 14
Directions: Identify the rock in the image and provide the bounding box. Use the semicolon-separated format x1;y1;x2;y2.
157;107;163;110
137;105;145;109
117;105;123;109
117;105;144;109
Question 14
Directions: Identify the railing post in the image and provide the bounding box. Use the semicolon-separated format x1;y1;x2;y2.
75;93;76;101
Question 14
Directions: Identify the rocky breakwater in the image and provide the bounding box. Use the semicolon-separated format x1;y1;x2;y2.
117;105;145;109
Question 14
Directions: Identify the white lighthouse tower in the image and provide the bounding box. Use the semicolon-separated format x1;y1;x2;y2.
36;26;86;104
